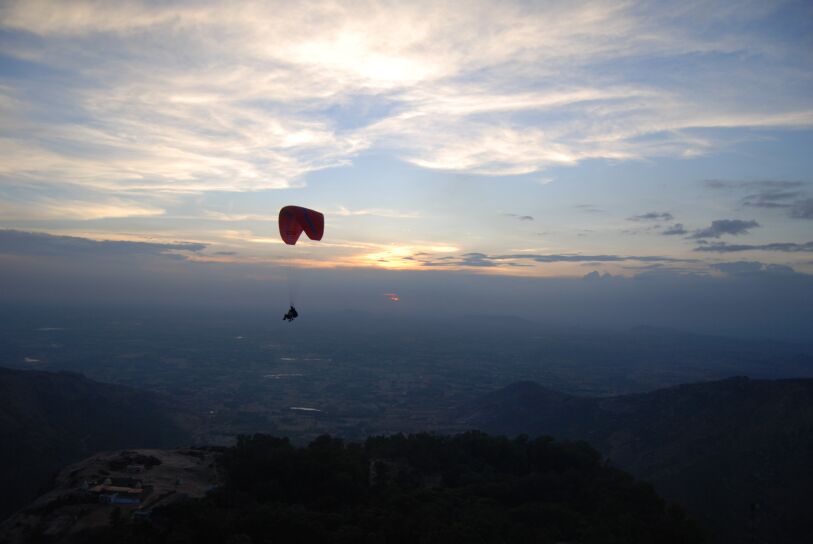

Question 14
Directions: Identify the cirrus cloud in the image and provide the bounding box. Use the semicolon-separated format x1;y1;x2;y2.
0;0;811;201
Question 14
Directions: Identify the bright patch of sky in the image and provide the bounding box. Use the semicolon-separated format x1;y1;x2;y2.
1;0;812;276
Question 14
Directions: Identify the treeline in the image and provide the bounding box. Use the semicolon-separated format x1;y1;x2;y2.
80;432;703;543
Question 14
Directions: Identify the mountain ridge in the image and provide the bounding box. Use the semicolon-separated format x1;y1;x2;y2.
462;375;813;543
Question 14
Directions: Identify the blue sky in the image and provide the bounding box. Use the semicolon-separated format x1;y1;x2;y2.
1;0;812;279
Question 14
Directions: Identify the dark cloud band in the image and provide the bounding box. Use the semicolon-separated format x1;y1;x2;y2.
689;219;759;239
694;241;813;253
0;229;206;257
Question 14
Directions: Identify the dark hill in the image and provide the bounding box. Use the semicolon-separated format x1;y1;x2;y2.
462;380;599;438
0;367;195;522
75;432;703;544
462;376;813;543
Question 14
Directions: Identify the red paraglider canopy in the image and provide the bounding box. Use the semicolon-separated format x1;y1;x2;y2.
278;205;325;245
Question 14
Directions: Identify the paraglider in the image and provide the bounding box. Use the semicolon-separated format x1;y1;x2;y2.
278;205;324;245
283;306;298;322
278;206;324;321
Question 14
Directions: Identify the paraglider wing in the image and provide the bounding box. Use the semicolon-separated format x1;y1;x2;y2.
278;205;324;245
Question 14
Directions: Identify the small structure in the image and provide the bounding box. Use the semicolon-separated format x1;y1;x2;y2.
90;478;146;506
99;493;141;506
133;509;152;521
102;477;143;488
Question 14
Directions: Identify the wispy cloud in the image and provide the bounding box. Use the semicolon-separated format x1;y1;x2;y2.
628;211;673;222
504;213;534;221
743;188;803;209
790;198;813;220
0;195;165;220
334;206;421;219
662;223;687;236
1;0;811;202
574;204;603;214
706;180;813;220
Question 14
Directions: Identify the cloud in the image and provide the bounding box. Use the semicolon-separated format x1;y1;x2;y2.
459;253;500;267
0;229;205;258
742;189;801;209
790;198;813;219
694;241;813;253
621;224;661;236
689;219;759;239
621;263;704;276
583;270;614;281
421;252;504;268
504;213;534;221
662;223;687;236
574;204;603;214
0;0;811;203
334;206;421;219
705;179;805;191
712;261;799;277
417;250;696;268
500;253;692;264
0;192;166;221
705;180;813;220
627;211;674;222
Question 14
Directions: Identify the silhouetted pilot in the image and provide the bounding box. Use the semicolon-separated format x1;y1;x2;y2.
283;306;298;322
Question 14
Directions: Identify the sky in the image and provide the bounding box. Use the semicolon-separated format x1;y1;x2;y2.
1;1;812;337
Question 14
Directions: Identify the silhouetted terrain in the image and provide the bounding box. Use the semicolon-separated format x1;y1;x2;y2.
3;306;812;541
68;433;702;544
0;367;195;521
463;377;813;543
